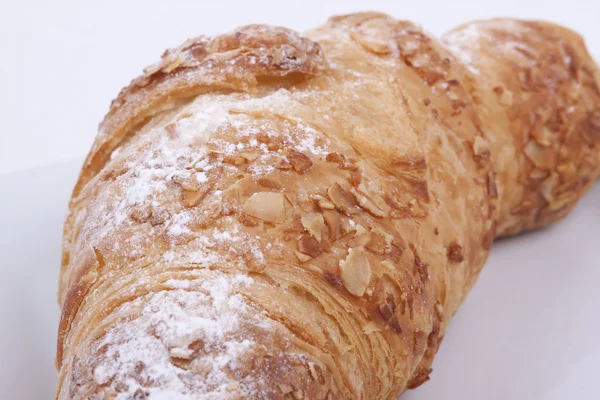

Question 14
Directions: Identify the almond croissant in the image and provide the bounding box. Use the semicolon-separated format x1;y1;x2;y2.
56;12;600;399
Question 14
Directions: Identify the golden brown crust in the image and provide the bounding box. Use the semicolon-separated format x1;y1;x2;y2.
444;19;600;235
72;25;325;198
57;13;600;400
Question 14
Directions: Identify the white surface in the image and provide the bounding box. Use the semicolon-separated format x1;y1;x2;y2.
0;0;599;174
0;161;598;399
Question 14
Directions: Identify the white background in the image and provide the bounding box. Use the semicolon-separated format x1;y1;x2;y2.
0;1;599;399
0;0;599;175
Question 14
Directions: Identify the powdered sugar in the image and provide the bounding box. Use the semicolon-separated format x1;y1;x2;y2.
68;71;334;398
443;25;482;75
91;273;268;399
97;88;330;240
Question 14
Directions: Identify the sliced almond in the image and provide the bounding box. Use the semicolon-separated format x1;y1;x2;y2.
524;141;556;170
540;174;558;202
292;390;304;399
172;174;200;191
257;177;283;190
243;192;286;224
556;162;577;181
532;126;554;147
301;212;325;242
381;258;396;272
355;224;368;237
349;188;386;218
295;250;312;263
285;149;313;174
325;152;346;164
318;199;335;210
169;347;194;360
327;183;361;215
349;169;362;187
149;208;170;226
366;228;394;254
529;168;549;180
272;155;292;170
182;185;212;207
339;247;372;297
223;155;246;165
348;225;371;247
239;212;259;227
322;210;353;241
239;152;258;162
298;235;323;258
161;52;183;73
130;206;152;223
326;152;358;170
351;31;392;54
549;192;576;211
226;382;240;392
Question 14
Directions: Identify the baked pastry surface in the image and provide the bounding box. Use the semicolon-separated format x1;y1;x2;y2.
56;12;600;399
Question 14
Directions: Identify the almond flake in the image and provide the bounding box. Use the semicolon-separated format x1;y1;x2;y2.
532;126;554;146
243;192;286;223
129;206;152;223
149;208;170;226
172;174;200;191
295;250;312;263
169;347;194;360
366;228;394;254
298;235;323;258
351;31;392;54
239;152;258;162
524;141;556;170
327;183;361;215
355;224;368;236
381;259;395;272
529;168;549;180
349;187;386;218
285;148;313;174
301;212;325;242
318;199;335;210
161;53;183;73
556;162;577;181
349;225;371;247
540;174;558;202
322;210;353;241
257;177;283;190
339;247;372;297
182;185;212;207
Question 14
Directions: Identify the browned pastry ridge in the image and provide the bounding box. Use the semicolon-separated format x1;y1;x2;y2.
56;12;600;399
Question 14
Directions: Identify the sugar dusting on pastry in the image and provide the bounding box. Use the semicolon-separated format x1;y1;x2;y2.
88;274;270;399
57;12;600;400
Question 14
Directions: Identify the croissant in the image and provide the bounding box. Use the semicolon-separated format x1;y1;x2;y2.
56;12;600;399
